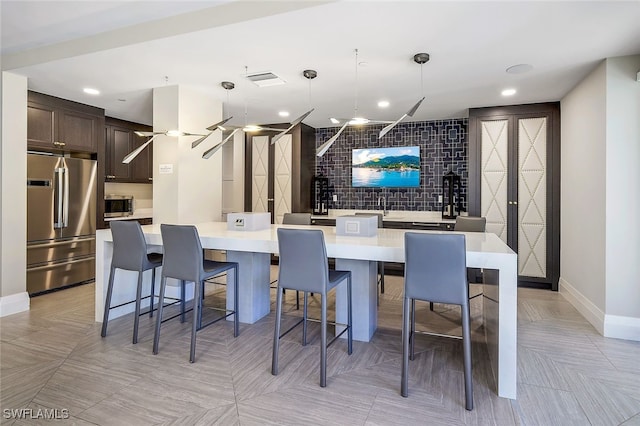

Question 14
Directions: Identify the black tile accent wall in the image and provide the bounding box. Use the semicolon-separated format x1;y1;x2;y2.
315;119;468;212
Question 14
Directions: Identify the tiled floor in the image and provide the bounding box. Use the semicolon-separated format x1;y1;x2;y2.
1;272;640;425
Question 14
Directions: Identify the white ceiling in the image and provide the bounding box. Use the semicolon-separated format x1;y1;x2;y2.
2;1;640;130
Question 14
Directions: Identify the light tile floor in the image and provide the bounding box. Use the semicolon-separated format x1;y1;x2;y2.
1;271;640;425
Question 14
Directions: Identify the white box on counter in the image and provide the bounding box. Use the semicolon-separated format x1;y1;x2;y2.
336;215;378;237
227;212;271;231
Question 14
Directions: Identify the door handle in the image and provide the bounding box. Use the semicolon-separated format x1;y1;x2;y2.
54;167;64;228
62;165;69;227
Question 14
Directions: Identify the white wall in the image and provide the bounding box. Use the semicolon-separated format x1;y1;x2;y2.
560;55;640;340
0;72;29;316
605;55;640;321
153;85;223;224
560;61;607;319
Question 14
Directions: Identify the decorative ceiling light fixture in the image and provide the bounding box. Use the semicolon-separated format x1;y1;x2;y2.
270;69;316;145
191;81;236;149
122;129;207;164
201;81;240;159
318;49;394;157
377;53;428;139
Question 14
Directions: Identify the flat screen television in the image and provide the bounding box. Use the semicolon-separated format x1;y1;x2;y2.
352;146;420;188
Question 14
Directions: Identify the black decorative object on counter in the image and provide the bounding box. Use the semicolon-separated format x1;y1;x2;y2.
442;171;462;219
312;175;329;215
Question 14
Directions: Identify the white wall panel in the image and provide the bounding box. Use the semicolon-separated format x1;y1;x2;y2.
481;120;508;243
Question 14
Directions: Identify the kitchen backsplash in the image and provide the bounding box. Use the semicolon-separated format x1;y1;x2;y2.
315;118;468;212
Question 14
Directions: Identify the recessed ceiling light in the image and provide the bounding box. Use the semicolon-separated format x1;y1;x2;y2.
330;118;340;124
378;100;390;108
501;88;517;97
506;64;533;74
83;88;100;95
278;111;290;117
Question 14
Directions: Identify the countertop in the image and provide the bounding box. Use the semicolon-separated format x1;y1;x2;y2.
104;208;153;222
311;209;460;223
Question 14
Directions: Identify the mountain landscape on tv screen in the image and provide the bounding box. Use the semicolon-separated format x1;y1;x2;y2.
354;155;419;170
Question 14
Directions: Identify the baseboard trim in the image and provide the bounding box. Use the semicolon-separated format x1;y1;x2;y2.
559;277;640;341
604;315;640;341
558;277;605;334
0;292;30;317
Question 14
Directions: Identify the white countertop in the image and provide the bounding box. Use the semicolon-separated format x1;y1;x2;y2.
104;208;153;221
312;209;459;223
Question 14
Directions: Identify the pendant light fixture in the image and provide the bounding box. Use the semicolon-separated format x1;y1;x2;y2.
378;53;429;139
271;69;317;144
317;49;393;157
123;129;207;164
201;81;241;159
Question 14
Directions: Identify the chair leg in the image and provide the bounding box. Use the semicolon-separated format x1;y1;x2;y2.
302;292;308;346
347;275;353;355
132;271;144;344
410;299;416;360
380;261;385;294
320;292;328;387
461;303;474;411
296;290;300;310
233;265;239;337
271;284;284;376
180;280;186;323
101;266;117;337
198;281;204;330
401;296;411;397
430;301;434;311
152;276;168;355
189;280;201;363
149;267;156;318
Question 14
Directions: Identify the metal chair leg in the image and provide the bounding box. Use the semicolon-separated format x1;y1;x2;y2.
401;296;411;397
461;303;474;410
132;271;144;344
302;292;308;346
149;267;156;318
152;276;167;355
347;275;353;355
271;283;284;376
180;280;186;323
320;292;328;387
410;299;416;360
233;265;239;337
101;266;117;337
430;301;434;311
189;279;201;363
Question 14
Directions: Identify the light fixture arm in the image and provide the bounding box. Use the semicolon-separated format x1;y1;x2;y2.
202;129;240;159
378;53;429;139
122;134;159;164
271;109;314;145
317;121;349;157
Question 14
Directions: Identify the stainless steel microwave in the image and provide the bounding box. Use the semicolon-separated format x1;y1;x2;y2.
105;195;133;218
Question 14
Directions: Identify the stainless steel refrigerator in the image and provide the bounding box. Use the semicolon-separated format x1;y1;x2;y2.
27;153;97;295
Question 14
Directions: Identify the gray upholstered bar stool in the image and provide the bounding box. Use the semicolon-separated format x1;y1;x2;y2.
402;232;473;410
271;212;313;310
153;224;239;363
101;220;163;344
272;228;353;387
430;216;486;311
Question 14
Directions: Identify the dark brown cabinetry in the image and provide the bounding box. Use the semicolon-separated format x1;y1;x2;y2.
27;91;103;153
468;103;560;290
104;117;153;183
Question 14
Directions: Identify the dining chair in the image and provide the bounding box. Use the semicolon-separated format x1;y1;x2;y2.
402;232;473;410
431;216;486;311
153;224;239;363
101;220;163;344
271;212;313;309
272;228;352;387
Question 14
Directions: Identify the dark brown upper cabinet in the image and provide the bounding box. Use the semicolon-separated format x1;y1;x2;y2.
27;91;103;153
104;117;152;184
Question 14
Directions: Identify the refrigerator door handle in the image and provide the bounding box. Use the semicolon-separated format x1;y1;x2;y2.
54;167;64;229
62;165;69;228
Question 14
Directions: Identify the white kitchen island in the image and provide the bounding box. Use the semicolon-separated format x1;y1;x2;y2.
95;221;517;399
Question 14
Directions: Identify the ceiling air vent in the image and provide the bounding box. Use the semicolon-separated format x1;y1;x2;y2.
245;71;286;87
